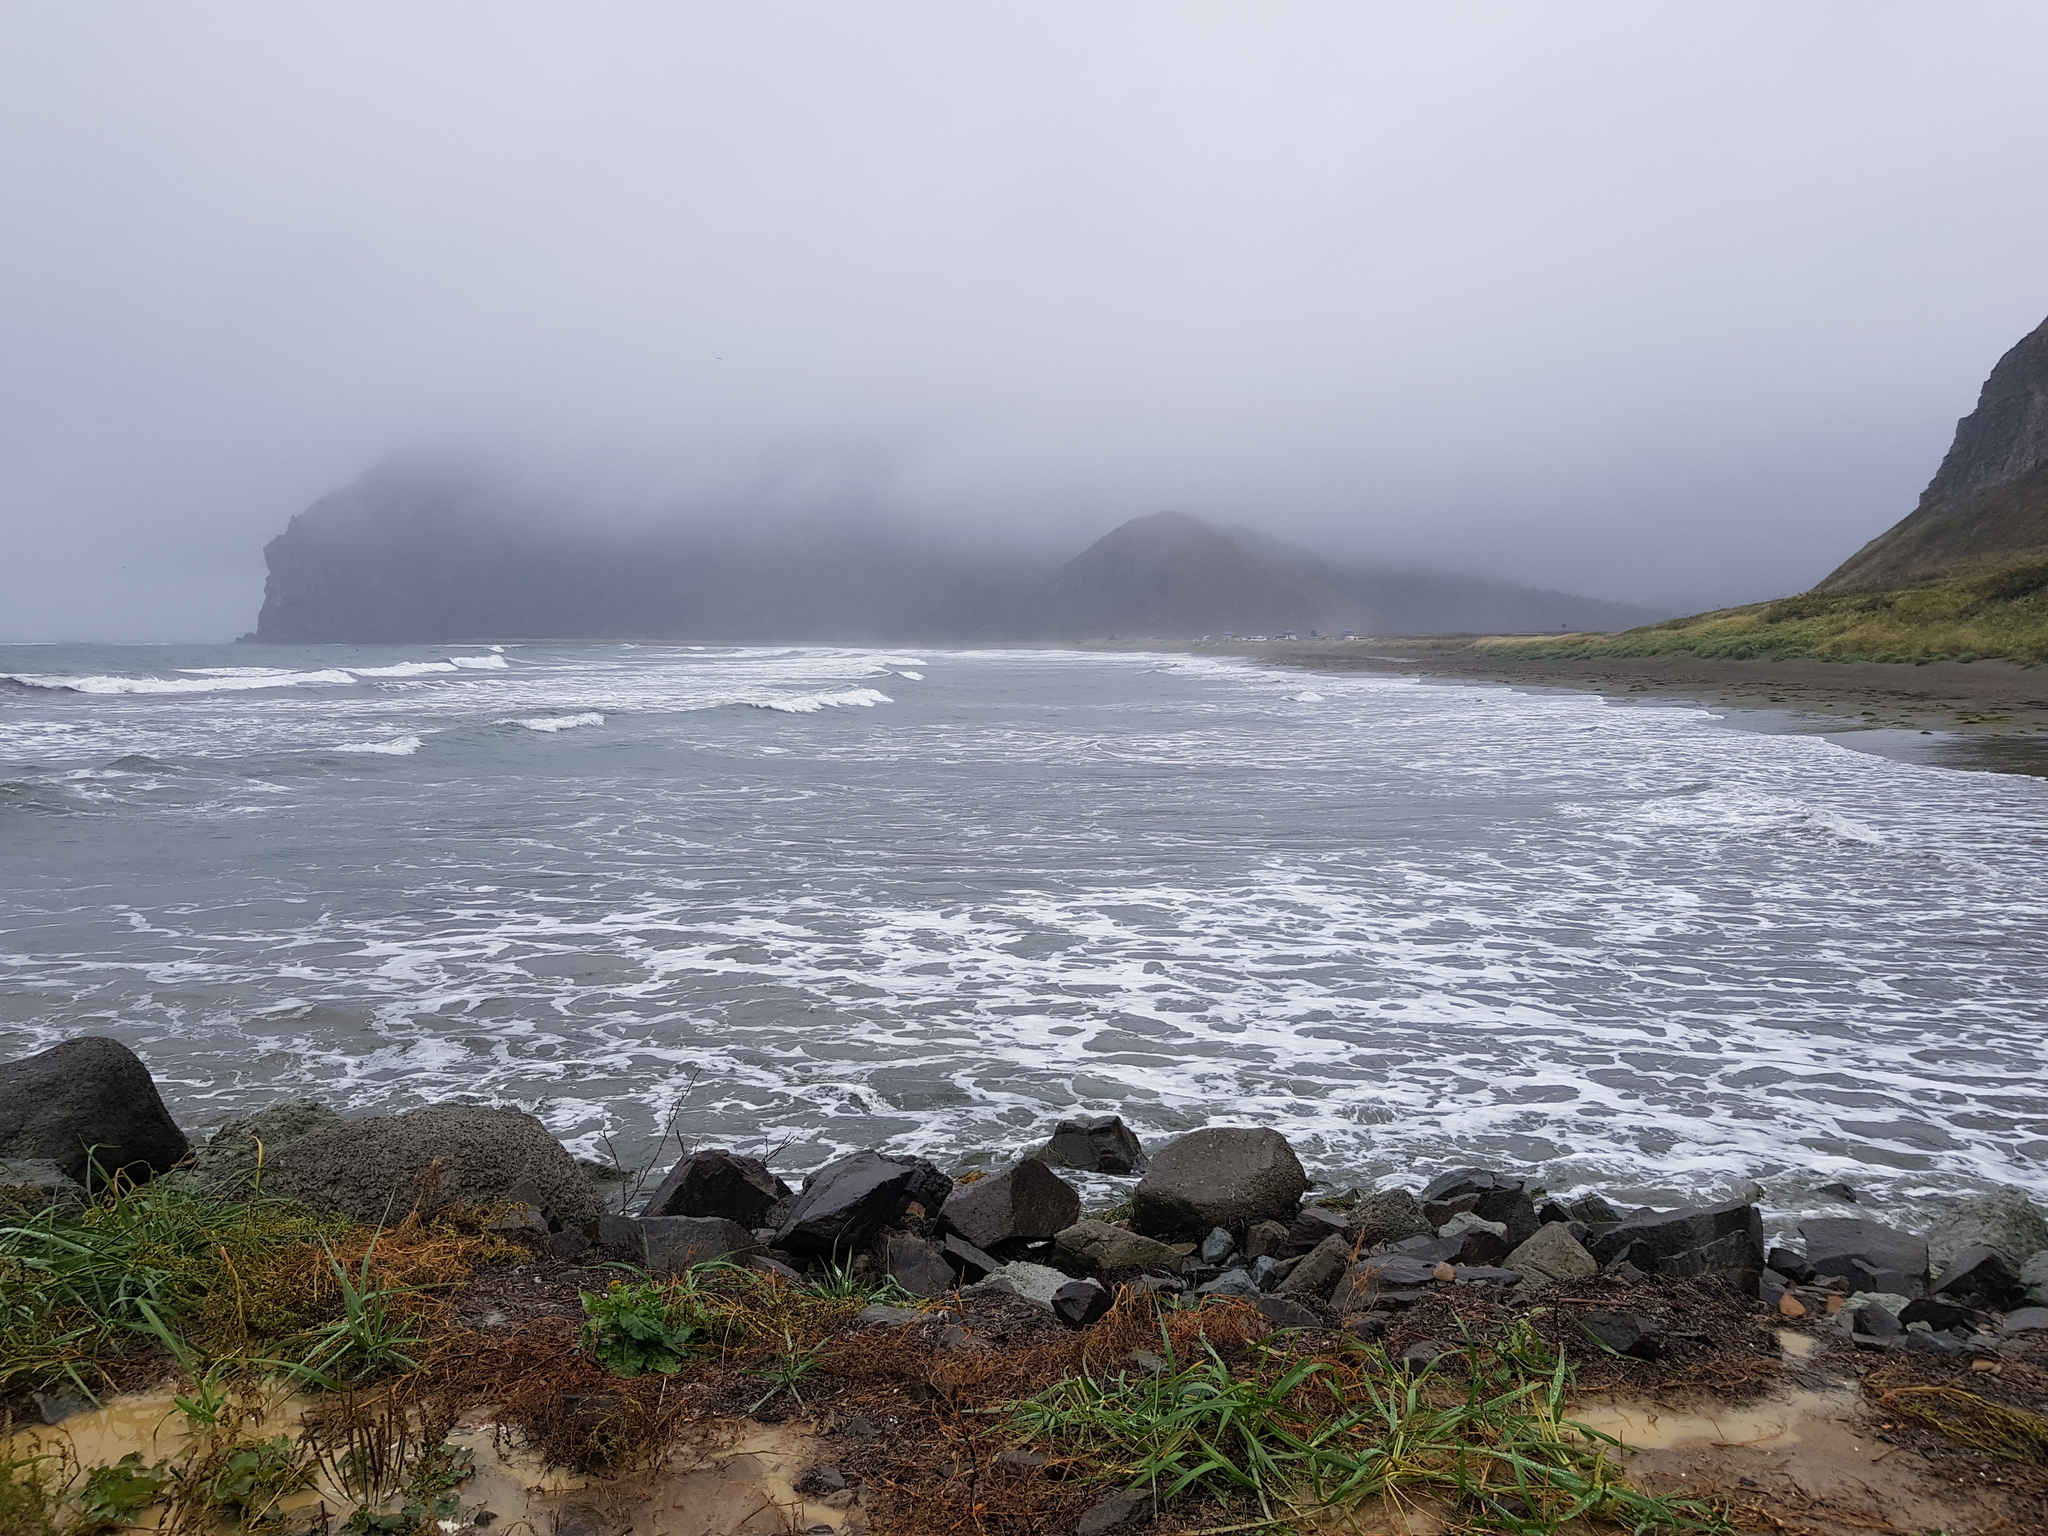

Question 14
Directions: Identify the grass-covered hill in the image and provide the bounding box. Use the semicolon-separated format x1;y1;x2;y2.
1476;558;2048;666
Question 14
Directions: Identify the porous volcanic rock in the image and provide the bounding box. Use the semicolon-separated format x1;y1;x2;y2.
170;1100;341;1198
261;1104;603;1227
1131;1127;1308;1238
0;1036;189;1187
1922;1187;2048;1271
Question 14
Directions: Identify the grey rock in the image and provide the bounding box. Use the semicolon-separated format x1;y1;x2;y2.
1399;1339;1456;1371
941;1160;1081;1250
32;1390;93;1425
942;1231;1004;1281
1853;1303;1903;1340
1588;1200;1763;1276
1123;1274;1184;1298
857;1303;924;1327
1567;1193;1622;1225
264;1104;603;1227
1922;1188;2048;1272
1998;1305;2048;1332
1437;1210;1507;1241
1250;1295;1320;1329
645;1149;790;1226
1505;1224;1597;1286
1194;1269;1263;1299
638;1215;760;1273
1283;1205;1349;1253
0;1157;86;1216
1419;1170;1539;1247
1451;1266;1522;1285
1661;1229;1767;1289
1576;1312;1660;1360
1800;1216;1927;1296
884;1233;957;1298
0;1036;190;1187
1242;1219;1291;1259
2024;1250;2048;1305
1075;1489;1149;1536
1331;1256;1441;1311
1904;1330;1971;1356
987;1261;1074;1307
169;1100;340;1199
1248;1255;1281;1291
1131;1127;1307;1238
774;1150;952;1258
1198;1227;1235;1264
1931;1245;2025;1307
1054;1218;1188;1271
1276;1233;1355;1299
1038;1114;1148;1175
1351;1188;1433;1246
743;1252;805;1284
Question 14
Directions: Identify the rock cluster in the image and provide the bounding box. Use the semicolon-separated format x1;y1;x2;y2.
9;1036;2048;1351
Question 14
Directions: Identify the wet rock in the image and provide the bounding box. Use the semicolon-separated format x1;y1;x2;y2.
1817;1181;1858;1203
794;1466;847;1497
1419;1170;1539;1246
1800;1216;1928;1297
266;1105;603;1227
1251;1295;1320;1329
1243;1219;1291;1260
1536;1199;1574;1225
1330;1256;1440;1311
884;1233;958;1297
1346;1316;1389;1342
1437;1213;1511;1266
1248;1255;1282;1290
1852;1303;1903;1340
32;1390;92;1425
942;1232;1003;1282
1900;1297;1984;1333
1661;1230;1767;1291
1038;1114;1148;1176
1132;1127;1308;1238
1351;1187;1433;1246
1075;1489;1149;1536
0;1157;85;1216
1053;1279;1113;1327
1276;1233;1354;1298
1905;1330;1972;1356
1198;1227;1235;1264
775;1151;952;1258
644;1149;791;1226
1931;1245;2026;1307
1576;1312;1661;1360
1284;1205;1350;1254
1587;1200;1763;1278
1998;1305;2048;1332
1568;1193;1622;1225
1054;1218;1187;1271
1767;1246;1816;1284
0;1036;190;1188
1505;1223;1596;1286
1194;1269;1263;1299
1922;1188;2048;1271
941;1160;1081;1250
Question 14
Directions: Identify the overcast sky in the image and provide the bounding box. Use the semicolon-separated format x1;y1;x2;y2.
5;4;2048;640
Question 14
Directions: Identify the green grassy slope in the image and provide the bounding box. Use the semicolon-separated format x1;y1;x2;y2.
1476;559;2048;665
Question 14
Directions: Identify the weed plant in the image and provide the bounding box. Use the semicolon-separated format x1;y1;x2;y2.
1011;1319;1729;1534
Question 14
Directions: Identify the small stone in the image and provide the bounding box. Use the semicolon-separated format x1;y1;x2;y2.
999;1449;1048;1471
1779;1292;1807;1318
1199;1227;1235;1264
986;1261;1074;1308
1505;1223;1597;1286
884;1233;957;1298
856;1303;923;1328
1904;1331;1971;1356
1817;1181;1857;1202
1075;1489;1149;1536
1576;1312;1661;1360
1346;1316;1388;1342
1250;1294;1320;1329
1053;1279;1113;1327
1194;1269;1263;1299
794;1466;848;1496
1432;1261;1455;1281
1971;1359;2002;1373
1243;1220;1291;1260
1399;1339;1455;1371
1248;1255;1281;1291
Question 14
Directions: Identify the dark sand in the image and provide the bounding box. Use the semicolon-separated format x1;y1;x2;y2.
1089;638;2048;776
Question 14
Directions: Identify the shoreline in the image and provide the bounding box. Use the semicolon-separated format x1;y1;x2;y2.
1087;638;2048;776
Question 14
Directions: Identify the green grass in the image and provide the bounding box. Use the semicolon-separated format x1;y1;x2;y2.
1480;559;2048;666
1010;1320;1728;1534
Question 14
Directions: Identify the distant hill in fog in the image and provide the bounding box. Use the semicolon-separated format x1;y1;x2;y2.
250;460;1665;642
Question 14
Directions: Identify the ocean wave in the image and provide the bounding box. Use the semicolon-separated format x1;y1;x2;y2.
741;687;894;713
502;712;604;733
330;736;424;755
1289;691;1325;702
449;654;509;669
5;668;358;695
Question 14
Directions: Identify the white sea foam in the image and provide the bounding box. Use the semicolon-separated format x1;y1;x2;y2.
9;668;358;695
330;736;424;755
1289;690;1325;702
895;670;925;680
742;687;894;713
449;655;509;669
502;712;604;732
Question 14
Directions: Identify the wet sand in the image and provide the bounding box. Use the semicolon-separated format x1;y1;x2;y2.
1093;639;2048;777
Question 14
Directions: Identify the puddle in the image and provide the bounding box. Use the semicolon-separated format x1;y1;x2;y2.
1572;1383;1864;1451
7;1389;861;1535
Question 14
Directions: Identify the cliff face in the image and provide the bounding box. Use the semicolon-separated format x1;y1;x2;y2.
252;460;1659;642
1819;315;2048;591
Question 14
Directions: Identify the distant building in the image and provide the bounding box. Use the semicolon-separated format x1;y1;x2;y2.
1281;630;1297;640
1340;629;1355;640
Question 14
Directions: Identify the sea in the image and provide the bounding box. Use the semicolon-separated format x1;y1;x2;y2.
3;641;2045;1228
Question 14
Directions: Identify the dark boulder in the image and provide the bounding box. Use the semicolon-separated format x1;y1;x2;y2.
883;1233;957;1298
1767;1246;1816;1284
0;1036;190;1187
1576;1313;1661;1360
1350;1188;1433;1246
1419;1169;1539;1246
1131;1127;1308;1238
640;1216;760;1273
1901;1297;1987;1333
1250;1295;1320;1329
1568;1193;1623;1225
1052;1279;1113;1328
774;1151;952;1258
1275;1233;1354;1299
1243;1219;1291;1259
941;1160;1081;1250
1660;1230;1766;1292
171;1100;340;1199
1931;1245;2025;1307
941;1232;1003;1283
1036;1114;1148;1175
1587;1200;1763;1276
1799;1217;1928;1297
1851;1303;1903;1341
263;1104;602;1227
1283;1205;1350;1255
644;1149;790;1226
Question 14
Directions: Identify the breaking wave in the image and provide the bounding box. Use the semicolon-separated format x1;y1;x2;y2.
329;736;424;755
502;712;604;732
741;687;894;713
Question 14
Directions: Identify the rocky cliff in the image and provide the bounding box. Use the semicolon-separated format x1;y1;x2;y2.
1819;314;2048;590
251;459;1659;642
